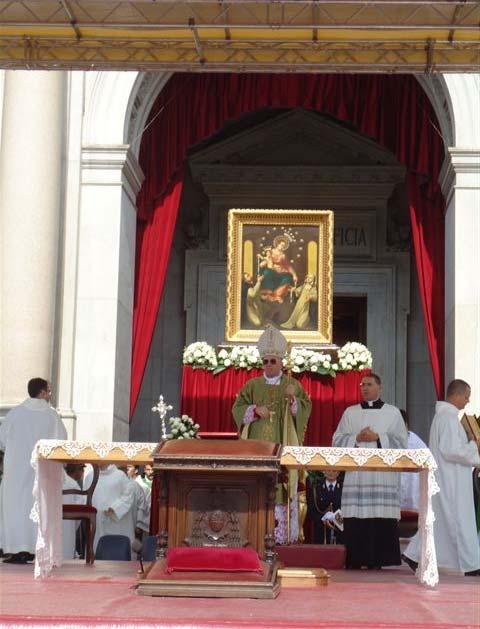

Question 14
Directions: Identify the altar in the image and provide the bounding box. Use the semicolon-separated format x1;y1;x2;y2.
33;439;440;589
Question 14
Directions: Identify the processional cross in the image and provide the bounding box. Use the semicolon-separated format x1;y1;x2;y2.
152;394;173;440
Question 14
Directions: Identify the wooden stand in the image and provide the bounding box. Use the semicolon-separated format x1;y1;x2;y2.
136;439;281;599
278;567;330;588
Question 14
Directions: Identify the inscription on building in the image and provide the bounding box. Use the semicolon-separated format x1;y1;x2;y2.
333;212;376;260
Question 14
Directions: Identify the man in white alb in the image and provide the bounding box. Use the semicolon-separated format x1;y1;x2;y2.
0;378;67;564
333;373;408;569
403;379;480;576
84;464;137;552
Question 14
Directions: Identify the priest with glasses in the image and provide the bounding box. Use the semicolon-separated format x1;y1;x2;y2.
232;325;311;543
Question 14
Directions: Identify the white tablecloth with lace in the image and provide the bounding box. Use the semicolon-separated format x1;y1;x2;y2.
31;440;157;578
281;446;439;587
31;440;439;586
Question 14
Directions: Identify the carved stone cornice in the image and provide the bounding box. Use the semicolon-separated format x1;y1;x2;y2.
192;164;405;186
191;164;405;209
81;145;145;206
439;148;480;207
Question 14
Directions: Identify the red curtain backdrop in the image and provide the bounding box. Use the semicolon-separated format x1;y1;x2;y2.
181;366;369;447
130;179;183;417
131;74;445;418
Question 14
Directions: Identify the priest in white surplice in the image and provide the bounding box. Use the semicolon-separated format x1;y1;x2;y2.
403;379;480;576
84;464;137;552
0;378;67;564
333;373;408;569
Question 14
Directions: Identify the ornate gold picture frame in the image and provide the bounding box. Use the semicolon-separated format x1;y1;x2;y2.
226;209;333;344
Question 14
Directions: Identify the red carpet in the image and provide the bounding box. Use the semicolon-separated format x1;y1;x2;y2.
0;560;478;629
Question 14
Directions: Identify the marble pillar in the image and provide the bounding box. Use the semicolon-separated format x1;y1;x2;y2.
441;148;480;414
0;70;65;416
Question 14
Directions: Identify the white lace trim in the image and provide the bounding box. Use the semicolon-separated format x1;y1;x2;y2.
281;446;437;470
282;446;439;587
35;439;157;459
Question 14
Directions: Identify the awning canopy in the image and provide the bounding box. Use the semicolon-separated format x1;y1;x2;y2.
0;1;479;72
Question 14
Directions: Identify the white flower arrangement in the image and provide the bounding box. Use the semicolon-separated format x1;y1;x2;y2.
211;345;262;373
285;347;336;376
335;342;373;371
183;341;217;370
183;340;372;376
166;414;200;440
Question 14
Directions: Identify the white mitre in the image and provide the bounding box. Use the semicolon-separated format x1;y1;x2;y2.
257;324;288;359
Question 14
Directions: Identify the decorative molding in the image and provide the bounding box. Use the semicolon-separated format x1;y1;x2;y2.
193;165;405;185
416;75;454;149
81;145;144;205
126;71;172;154
439;148;480;207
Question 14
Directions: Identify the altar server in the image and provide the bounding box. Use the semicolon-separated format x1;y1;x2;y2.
0;378;67;564
403;379;480;576
84;464;137;552
332;373;407;569
232;324;311;543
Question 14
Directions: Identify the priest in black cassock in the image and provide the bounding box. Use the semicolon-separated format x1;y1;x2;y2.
332;373;407;569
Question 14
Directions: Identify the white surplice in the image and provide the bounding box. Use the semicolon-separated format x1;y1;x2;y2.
130;478;150;533
400;431;428;511
332;403;408;519
84;465;136;551
405;401;480;573
0;398;67;554
62;472;84;559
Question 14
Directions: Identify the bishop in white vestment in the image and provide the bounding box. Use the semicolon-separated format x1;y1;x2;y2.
0;378;67;563
333;373;407;569
84;464;137;552
404;380;480;576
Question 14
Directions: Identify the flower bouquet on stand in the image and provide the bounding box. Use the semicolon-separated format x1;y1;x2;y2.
166;414;200;440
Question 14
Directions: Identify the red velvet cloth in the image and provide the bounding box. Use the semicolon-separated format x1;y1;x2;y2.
180;366;368;446
166;547;262;573
130;179;183;417
131;74;445;418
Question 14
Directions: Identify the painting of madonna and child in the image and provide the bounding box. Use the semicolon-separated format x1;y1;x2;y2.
226;209;334;345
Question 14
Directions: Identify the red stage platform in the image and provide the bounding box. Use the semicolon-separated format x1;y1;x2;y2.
0;560;478;629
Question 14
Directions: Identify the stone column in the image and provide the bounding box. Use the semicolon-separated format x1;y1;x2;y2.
73;146;143;441
441;148;480;414
0;71;65;416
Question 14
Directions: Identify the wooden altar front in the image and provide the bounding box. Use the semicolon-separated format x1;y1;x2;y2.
137;439;282;599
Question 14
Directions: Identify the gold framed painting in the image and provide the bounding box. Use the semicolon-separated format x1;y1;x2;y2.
226;209;334;344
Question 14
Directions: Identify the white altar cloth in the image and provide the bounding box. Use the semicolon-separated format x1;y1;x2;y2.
31;440;439;586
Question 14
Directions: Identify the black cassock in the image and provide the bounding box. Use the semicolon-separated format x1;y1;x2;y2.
307;476;343;544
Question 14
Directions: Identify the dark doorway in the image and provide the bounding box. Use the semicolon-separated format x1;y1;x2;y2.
333;296;367;347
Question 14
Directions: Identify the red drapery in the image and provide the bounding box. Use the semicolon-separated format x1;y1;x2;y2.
132;74;445;418
181;366;369;447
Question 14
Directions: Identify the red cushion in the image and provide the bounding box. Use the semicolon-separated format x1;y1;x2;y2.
62;504;97;514
166;547;262;574
400;510;419;522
